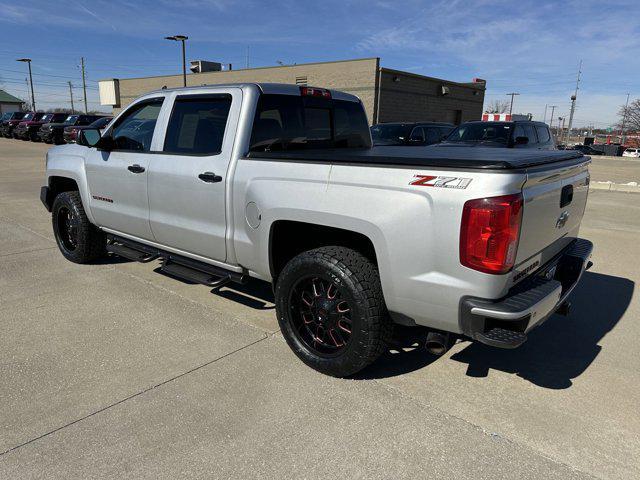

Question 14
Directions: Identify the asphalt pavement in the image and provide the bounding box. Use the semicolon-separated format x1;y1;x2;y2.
1;139;638;479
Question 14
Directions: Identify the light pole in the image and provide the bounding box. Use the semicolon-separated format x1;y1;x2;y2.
165;35;189;87
16;58;35;111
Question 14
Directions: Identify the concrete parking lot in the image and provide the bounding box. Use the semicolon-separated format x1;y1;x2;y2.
1;139;638;479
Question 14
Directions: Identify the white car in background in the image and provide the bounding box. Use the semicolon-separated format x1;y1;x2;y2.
622;148;640;158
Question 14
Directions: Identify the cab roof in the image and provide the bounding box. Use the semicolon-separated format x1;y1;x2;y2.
148;82;361;103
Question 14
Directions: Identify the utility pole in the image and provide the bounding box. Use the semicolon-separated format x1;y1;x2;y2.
68;81;75;113
17;58;35;111
506;92;520;115
620;92;630;145
543;104;548;123
564;59;582;145
80;57;88;113
246;45;250;69
548;105;557;132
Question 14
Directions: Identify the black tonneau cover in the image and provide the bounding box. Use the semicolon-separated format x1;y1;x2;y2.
247;146;586;170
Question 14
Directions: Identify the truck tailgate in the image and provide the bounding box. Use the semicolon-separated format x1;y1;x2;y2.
515;158;590;269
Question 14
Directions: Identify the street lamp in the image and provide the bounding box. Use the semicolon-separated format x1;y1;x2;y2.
16;58;35;111
165;35;189;87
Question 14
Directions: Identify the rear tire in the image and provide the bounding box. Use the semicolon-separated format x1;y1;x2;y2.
275;246;392;377
52;191;106;263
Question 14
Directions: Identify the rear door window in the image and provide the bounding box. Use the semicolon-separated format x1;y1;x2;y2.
536;126;551;143
410;127;425;142
424;127;441;144
249;94;370;151
163;95;232;155
524;124;538;144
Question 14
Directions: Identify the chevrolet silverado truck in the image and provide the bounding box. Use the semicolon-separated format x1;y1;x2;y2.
40;83;593;377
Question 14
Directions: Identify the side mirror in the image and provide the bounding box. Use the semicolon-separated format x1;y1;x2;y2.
515;136;529;145
79;128;112;150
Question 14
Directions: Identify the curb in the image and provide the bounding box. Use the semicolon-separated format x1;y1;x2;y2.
590;181;640;193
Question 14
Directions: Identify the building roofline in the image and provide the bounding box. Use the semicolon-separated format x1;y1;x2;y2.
102;57;380;83
380;67;486;90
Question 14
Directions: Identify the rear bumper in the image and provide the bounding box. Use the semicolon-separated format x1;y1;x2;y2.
460;238;593;348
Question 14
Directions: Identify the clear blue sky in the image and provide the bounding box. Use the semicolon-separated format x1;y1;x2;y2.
0;0;638;127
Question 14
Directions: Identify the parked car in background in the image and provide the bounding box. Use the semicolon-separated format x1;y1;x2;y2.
569;144;605;156
1;111;29;138
623;148;640;158
14;113;67;141
13;112;55;141
371;122;454;146
437;120;556;150
39;114;108;144
63;116;113;144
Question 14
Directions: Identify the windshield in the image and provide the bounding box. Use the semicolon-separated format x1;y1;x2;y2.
445;122;513;145
1;112;11;121
41;114;54;123
64;115;79;125
22;113;35;121
370;124;413;145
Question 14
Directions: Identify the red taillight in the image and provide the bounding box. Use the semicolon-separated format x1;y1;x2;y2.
300;86;331;98
460;193;523;274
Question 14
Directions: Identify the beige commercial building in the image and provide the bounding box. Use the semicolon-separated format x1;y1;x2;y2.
100;57;485;125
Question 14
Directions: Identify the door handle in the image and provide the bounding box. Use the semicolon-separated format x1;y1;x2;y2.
198;172;223;183
127;164;145;174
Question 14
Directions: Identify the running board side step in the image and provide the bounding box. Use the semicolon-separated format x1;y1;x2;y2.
160;258;232;288
106;242;158;263
105;234;247;287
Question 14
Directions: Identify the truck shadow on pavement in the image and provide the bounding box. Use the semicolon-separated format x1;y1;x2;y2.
357;272;633;389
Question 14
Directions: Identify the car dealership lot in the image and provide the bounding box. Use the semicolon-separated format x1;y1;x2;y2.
0;139;638;479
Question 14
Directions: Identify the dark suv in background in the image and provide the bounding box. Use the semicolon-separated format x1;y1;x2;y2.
370;122;454;146
0;111;25;135
13;112;53;140
38;114;107;144
1;111;29;138
437;120;556;149
14;113;68;141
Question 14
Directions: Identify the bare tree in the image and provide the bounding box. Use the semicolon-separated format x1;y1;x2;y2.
617;98;640;132
484;99;510;114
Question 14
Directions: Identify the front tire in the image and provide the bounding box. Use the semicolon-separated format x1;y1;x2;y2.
52;191;106;263
275;246;392;377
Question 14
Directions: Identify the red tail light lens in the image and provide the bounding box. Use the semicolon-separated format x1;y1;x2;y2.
460;193;523;274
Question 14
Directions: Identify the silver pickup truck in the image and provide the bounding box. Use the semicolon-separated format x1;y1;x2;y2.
40;83;593;377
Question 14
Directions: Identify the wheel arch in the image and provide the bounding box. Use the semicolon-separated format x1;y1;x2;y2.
268;220;380;281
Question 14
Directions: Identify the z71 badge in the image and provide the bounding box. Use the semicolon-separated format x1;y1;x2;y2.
410;175;472;189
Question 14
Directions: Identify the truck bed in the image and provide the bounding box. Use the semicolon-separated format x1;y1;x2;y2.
246;146;586;170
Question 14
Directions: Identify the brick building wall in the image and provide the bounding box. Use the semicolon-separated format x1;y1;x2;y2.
107;58;485;125
377;69;484;124
115;58;380;122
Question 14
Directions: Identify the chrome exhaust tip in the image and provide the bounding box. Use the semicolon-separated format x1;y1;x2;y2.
425;331;453;356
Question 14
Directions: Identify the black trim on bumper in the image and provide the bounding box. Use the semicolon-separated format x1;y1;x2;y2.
460;238;593;348
40;186;53;212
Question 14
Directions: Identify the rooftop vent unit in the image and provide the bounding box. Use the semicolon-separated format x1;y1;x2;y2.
295;76;308;86
189;60;222;74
